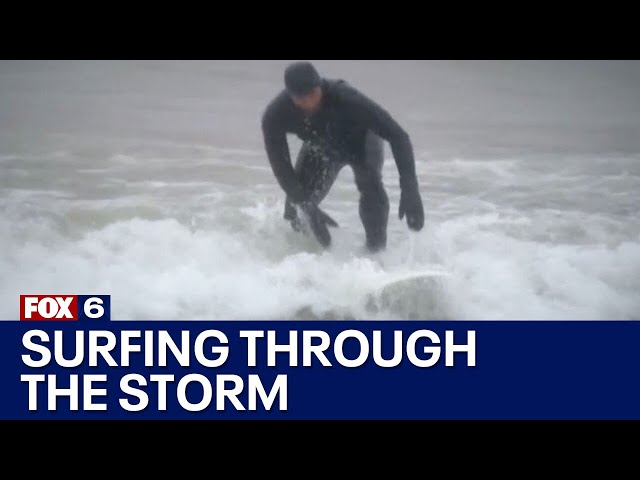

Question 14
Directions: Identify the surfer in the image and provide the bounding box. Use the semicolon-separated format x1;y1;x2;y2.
261;61;425;252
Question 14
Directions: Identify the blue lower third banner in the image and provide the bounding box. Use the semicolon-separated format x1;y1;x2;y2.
0;321;638;420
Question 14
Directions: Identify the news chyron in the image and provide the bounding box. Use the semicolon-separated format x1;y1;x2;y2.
20;296;111;321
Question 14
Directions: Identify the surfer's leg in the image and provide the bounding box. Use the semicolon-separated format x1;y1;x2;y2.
284;142;344;228
352;133;389;252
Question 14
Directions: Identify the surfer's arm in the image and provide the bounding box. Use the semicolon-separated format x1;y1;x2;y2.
261;103;308;204
338;83;420;193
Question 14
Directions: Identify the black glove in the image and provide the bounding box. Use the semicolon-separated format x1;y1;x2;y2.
287;185;310;205
300;202;339;248
399;187;424;231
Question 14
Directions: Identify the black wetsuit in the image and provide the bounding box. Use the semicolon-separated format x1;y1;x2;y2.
261;78;423;251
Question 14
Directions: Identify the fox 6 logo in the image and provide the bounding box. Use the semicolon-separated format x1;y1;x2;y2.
20;295;111;321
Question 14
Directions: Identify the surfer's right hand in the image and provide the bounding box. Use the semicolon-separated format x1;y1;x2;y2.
302;202;338;228
299;202;339;248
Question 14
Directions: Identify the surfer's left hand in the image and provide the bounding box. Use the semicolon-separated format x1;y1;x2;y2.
399;188;424;231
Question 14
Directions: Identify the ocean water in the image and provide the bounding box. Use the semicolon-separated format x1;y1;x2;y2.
1;60;639;320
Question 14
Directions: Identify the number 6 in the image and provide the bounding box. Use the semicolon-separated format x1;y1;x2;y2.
84;297;104;319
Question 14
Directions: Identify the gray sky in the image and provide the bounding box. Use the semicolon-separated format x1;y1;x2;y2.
1;60;639;156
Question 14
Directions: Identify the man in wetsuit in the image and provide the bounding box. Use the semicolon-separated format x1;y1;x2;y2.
261;61;424;252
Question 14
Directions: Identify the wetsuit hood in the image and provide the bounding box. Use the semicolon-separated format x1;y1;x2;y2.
284;61;322;96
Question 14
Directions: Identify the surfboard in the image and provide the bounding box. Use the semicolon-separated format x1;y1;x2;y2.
377;269;449;290
369;269;451;319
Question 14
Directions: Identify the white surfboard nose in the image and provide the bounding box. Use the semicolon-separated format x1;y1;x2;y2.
365;270;453;320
